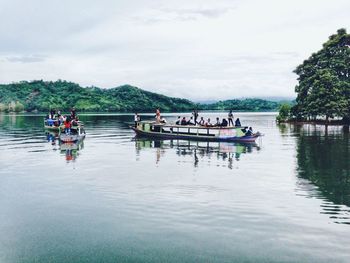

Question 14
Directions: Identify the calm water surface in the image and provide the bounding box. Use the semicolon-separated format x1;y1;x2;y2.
0;112;349;263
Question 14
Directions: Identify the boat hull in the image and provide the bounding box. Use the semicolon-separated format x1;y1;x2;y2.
59;134;85;143
131;127;259;142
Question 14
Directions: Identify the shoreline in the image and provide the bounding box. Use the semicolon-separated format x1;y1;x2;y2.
279;120;350;126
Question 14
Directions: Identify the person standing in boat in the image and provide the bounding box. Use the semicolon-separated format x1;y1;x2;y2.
228;110;234;126
192;109;199;124
134;113;139;128
155;108;161;123
50;109;56;119
71;107;77;119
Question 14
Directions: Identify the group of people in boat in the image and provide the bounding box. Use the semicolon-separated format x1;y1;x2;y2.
173;109;241;127
134;108;255;137
44;107;80;134
175;115;241;127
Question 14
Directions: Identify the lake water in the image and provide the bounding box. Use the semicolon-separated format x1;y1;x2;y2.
0;112;349;263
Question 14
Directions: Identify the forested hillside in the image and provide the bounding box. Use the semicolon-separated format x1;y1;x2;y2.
0;80;195;112
0;80;289;112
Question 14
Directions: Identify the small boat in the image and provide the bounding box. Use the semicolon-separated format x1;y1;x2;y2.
131;122;261;142
59;126;86;143
44;119;84;132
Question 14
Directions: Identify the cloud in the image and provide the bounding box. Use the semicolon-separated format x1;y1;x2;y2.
132;0;237;24
0;0;349;100
159;6;235;19
5;55;47;63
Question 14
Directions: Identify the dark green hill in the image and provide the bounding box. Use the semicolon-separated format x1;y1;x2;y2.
0;80;290;112
0;80;196;112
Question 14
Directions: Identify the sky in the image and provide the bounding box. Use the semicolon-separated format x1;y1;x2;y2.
0;0;349;101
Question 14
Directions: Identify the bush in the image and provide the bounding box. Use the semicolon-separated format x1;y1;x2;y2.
0;103;6;112
14;101;25;112
276;103;291;122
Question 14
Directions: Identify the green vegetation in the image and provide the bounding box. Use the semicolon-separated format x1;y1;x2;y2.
201;98;281;111
0;101;25;112
0;79;289;113
291;28;350;123
276;103;291;122
0;80;195;112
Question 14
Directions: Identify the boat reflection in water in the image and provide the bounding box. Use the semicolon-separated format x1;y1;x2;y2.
46;131;85;162
135;138;260;169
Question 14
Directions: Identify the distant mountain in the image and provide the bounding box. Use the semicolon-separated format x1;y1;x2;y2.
0;80;293;112
200;98;282;111
253;96;296;102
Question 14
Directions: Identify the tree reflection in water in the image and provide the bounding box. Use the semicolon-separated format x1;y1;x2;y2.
134;138;260;169
293;124;350;225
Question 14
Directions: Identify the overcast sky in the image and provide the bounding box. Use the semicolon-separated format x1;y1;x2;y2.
0;0;349;101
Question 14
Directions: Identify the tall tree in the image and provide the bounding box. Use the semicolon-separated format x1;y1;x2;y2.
293;28;350;121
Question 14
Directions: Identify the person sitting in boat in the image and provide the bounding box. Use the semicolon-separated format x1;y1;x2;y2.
198;117;205;126
205;118;213;127
64;119;71;135
175;116;181;125
235;118;241;127
187;116;195;125
221;118;228;127
245;127;253;136
47;116;54;126
215;117;221;126
160;117;167;124
181;117;187;125
54;119;60;127
71;117;79;127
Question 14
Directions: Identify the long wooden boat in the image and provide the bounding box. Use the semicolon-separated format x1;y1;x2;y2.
131;122;260;142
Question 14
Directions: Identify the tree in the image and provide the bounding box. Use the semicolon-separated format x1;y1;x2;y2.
293;28;350;121
276;103;291;122
14;101;24;112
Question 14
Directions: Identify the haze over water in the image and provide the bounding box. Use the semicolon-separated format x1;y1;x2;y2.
0;112;349;263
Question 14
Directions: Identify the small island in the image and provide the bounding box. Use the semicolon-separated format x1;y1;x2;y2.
277;28;350;125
